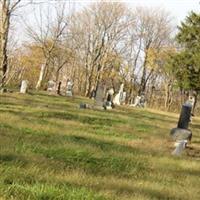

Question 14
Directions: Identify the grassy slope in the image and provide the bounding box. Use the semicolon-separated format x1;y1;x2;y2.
0;92;200;200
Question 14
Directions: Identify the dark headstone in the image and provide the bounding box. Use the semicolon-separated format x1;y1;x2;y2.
177;104;192;129
57;81;62;95
80;103;87;109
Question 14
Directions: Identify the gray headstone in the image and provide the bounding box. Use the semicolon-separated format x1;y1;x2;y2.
170;128;192;141
94;83;104;109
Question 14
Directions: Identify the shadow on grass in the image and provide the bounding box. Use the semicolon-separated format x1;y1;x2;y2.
1;108;124;127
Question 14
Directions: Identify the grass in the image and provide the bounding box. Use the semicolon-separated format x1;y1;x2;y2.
0;91;200;200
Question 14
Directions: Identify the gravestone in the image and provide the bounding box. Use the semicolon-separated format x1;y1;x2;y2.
47;80;56;93
121;92;126;105
104;88;114;110
177;103;192;129
172;140;187;156
130;94;146;108
113;83;124;105
94;83;104;109
20;80;28;94
90;88;96;99
130;95;141;107
66;80;73;97
170;103;193;156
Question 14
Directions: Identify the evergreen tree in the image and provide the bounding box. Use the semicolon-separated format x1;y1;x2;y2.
171;11;200;92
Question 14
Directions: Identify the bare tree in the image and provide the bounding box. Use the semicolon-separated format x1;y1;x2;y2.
131;7;173;95
24;2;68;90
0;0;22;90
68;2;130;96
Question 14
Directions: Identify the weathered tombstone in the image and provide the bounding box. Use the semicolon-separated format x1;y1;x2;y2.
79;103;90;109
113;83;124;105
20;80;28;94
172;140;187;156
94;83;104;109
130;95;141;107
104;88;114;110
47;80;56;93
66;80;73;97
170;103;193;156
113;93;120;105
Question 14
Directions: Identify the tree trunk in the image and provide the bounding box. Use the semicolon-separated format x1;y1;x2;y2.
0;1;10;89
36;64;46;90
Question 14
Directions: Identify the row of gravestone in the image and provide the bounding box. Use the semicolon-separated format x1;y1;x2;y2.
18;80;73;97
94;83;127;110
19;80;146;109
18;79;196;157
47;80;73;97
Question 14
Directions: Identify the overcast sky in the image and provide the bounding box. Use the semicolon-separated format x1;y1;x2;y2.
13;0;200;46
74;0;200;23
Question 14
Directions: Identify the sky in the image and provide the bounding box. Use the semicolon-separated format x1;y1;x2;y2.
73;0;200;24
13;0;200;46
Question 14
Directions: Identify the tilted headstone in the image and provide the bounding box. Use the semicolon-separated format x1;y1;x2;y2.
177;103;192;129
20;80;28;94
66;80;73;97
170;103;193;156
94;83;104;109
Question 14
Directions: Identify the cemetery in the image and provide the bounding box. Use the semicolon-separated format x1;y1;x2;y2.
1;90;200;200
0;0;200;200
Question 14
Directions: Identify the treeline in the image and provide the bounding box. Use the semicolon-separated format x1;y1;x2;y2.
0;1;200;114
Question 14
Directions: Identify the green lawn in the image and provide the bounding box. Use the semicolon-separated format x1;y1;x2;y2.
0;91;200;200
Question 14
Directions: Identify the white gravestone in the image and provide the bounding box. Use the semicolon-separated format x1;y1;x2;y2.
130;96;141;107
66;80;73;97
172;140;187;156
113;83;124;105
20;80;28;94
121;92;126;104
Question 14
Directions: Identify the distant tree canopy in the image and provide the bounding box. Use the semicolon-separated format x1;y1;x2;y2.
169;12;200;92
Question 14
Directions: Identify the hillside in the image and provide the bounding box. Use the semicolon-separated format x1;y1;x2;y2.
0;92;200;200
